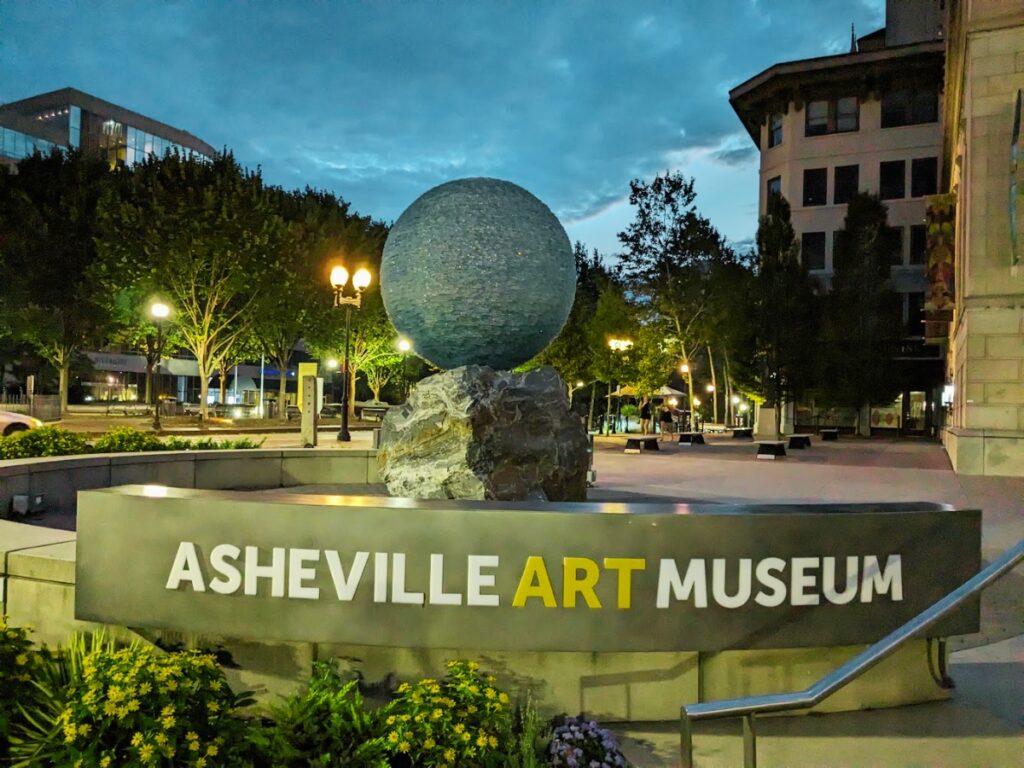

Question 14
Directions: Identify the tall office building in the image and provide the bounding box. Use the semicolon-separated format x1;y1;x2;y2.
0;87;214;169
729;0;947;436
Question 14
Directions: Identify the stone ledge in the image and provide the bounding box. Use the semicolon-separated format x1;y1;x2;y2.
7;540;76;584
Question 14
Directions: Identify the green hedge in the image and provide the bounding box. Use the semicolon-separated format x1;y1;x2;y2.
0;427;264;460
0;620;632;767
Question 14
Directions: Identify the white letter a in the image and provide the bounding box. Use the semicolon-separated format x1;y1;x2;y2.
165;541;206;592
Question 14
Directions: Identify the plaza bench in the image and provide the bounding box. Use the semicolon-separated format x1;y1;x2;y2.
360;405;389;421
756;441;787;460
820;428;839;441
731;427;753;439
788;433;812;449
678;432;706;445
623;435;660;454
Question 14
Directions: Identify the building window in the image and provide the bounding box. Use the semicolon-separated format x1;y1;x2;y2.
909;224;927;264
802;232;827;270
766;176;781;197
906;292;925;336
911;157;938;198
768;113;783;148
833;164;859;204
881;87;939;128
802;168;827;206
889;226;905;265
805;97;859;136
880;160;906;200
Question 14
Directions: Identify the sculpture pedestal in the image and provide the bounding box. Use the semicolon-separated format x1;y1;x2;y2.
378;365;589;501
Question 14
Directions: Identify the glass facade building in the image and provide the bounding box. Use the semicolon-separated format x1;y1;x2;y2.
0;87;213;169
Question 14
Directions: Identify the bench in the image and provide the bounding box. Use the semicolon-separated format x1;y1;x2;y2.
756;441;787;460
678;432;706;445
788;434;812;449
624;435;660;454
360;406;389;422
731;427;753;439
820;428;839;441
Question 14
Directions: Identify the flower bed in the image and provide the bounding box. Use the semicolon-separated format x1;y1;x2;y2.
0;618;634;767
0;427;263;460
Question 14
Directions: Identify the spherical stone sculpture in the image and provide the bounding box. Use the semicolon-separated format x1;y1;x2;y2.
381;177;575;370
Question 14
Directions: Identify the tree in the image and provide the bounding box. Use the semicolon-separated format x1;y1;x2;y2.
97;152;284;419
748;193;818;437
0;149;114;414
616;171;734;411
586;283;639;431
251;188;386;413
818;193;902;431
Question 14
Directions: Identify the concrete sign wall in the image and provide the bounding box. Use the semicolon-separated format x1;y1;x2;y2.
76;487;981;652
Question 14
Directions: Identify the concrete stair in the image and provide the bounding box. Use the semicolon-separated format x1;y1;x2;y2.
611;635;1024;767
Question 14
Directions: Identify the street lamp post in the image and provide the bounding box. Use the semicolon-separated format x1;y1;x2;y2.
148;301;171;432
330;265;372;442
606;338;633;434
706;382;717;425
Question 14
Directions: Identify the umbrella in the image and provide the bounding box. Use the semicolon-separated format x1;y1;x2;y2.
609;385;638;397
652;385;685;397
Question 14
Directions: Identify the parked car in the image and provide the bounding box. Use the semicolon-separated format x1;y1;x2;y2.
0;410;43;437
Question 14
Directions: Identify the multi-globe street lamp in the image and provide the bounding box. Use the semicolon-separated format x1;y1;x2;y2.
606;337;633;434
330;264;372;442
148;300;171;432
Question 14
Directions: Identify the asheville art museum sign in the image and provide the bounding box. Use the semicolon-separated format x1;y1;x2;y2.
75;487;981;652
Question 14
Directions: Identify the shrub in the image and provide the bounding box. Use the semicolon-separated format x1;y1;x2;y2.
92;427;165;453
383;660;512;767
0;618;44;760
163;436;265;451
247;660;388;767
506;694;551;768
0;427;90;459
547;716;631;767
10;637;251;767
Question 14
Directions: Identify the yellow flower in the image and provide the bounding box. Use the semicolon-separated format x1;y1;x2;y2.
388;731;399;743
468;661;479;670
155;733;168;746
477;733;489;747
467;704;477;713
461;731;471;742
100;757;112;767
63;723;77;743
162;714;176;729
445;748;456;761
162;704;176;717
424;737;436;749
399;740;411;753
77;723;92;737
454;723;465;734
386;715;396;725
498;692;509;704
132;732;144;747
206;744;219;757
431;708;443;720
397;682;410;693
138;743;154;763
195;758;207;768
207;701;220;712
485;687;495;699
188;740;201;752
488;735;498;748
14;653;27;666
139;682;152;695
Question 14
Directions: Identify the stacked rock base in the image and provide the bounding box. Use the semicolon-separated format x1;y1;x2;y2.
377;366;589;501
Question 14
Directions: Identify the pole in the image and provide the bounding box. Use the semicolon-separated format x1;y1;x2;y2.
152;322;162;431
259;355;265;417
338;303;353;442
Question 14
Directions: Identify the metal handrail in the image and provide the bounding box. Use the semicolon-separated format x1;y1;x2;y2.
680;537;1024;768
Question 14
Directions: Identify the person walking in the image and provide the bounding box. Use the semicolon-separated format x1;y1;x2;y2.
659;403;676;441
639;397;652;435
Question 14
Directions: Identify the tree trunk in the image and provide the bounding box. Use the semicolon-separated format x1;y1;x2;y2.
198;363;210;421
348;367;357;418
59;363;69;417
723;351;733;426
707;345;718;424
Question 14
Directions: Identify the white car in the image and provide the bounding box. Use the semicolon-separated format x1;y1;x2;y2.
0;410;43;437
